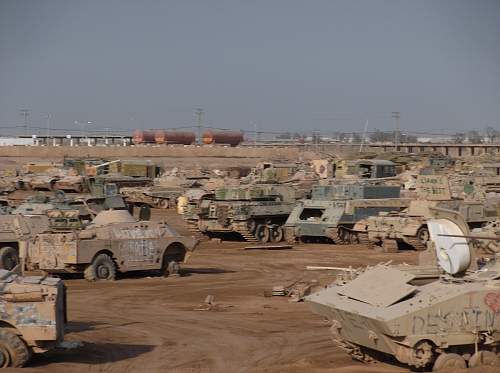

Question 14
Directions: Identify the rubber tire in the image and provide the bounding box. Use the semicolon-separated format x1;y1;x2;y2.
159;199;169;209
0;247;19;271
432;353;466;371
417;227;430;247
84;254;116;281
255;224;270;243
0;329;31;368
469;351;500;368
270;226;284;243
162;260;180;277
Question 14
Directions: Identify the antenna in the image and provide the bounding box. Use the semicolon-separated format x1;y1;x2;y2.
20;109;30;136
359;120;369;152
195;108;204;145
392;111;400;149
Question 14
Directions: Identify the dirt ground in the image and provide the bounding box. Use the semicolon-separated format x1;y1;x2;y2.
9;209;425;373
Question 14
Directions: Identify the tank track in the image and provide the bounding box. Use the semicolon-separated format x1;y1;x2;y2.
185;220;207;240
232;222;259;242
336;227;371;245
406;237;426;251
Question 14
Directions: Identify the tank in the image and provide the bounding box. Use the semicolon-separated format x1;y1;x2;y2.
0;270;66;367
284;184;409;244
306;208;500;371
202;130;244;146
132;129;156;144
26;210;198;281
120;186;183;209
184;184;298;242
154;130;195;145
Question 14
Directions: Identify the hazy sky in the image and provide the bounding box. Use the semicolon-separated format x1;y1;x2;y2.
0;0;499;136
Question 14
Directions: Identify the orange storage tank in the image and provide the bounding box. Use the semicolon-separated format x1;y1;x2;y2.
132;130;155;144
202;130;243;147
154;130;195;145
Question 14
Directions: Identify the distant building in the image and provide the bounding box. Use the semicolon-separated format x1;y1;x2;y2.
0;137;34;146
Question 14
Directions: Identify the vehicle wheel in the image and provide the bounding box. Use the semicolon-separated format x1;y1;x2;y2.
469;350;500;367
158;199;169;209
255;224;270;243
432;353;466;371
0;329;31;368
0;247;19;271
246;219;257;233
162;260;180;277
349;232;360;244
270;226;284;243
417;227;430;247
84;254;116;281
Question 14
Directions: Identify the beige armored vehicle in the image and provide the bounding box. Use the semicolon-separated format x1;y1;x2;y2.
26;210;198;281
307;208;500;371
355;175;499;251
120;186;183;209
0;270;66;367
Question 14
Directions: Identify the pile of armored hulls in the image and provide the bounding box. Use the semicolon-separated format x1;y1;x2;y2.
0;153;499;369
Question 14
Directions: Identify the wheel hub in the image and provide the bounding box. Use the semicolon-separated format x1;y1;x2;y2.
97;265;110;279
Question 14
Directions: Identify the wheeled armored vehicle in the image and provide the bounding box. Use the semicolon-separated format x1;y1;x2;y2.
26;210;198;281
0;270;66;367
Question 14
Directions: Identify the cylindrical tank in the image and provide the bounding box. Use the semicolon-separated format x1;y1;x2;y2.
202;130;244;146
132;130;155;145
154;130;196;145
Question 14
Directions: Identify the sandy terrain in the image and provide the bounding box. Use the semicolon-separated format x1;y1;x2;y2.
8;210;425;373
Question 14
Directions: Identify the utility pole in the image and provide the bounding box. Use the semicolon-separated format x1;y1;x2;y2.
392;111;400;149
195;108;204;145
20;109;30;136
46;113;52;139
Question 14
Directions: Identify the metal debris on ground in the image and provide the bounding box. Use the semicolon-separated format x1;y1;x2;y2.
267;280;318;302
243;244;293;250
194;295;234;311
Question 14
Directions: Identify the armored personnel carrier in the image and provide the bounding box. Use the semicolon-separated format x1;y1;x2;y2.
26;209;198;281
184;184;299;242
307;208;500;371
284;184;409;244
0;270;66;367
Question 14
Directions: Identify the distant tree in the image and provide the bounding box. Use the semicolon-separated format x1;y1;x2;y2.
467;130;482;144
452;133;465;144
351;132;362;143
485;126;499;143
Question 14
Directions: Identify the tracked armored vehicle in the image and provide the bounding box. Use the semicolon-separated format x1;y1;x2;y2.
120;186;183;209
358;199;498;251
184;185;299;242
26;210;198;281
284;184;409;244
307;208;500;371
0;270;66;367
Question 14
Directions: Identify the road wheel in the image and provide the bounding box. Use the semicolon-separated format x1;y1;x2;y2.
0;247;19;271
84;253;116;281
270;226;284;243
158;199;169;209
0;329;31;368
349;232;360;244
432;353;466;371
246;219;257;233
255;224;270;243
417;227;430;247
162;260;180;277
469;350;500;368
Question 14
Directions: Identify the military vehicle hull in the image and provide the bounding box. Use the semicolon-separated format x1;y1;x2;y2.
285;198;409;244
308;265;500;369
27;213;198;281
120;186;183;209
195;200;294;242
0;270;66;367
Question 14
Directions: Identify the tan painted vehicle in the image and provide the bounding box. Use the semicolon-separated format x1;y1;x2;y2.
0;270;66;367
307;208;500;371
120;186;183;209
25;210;198;281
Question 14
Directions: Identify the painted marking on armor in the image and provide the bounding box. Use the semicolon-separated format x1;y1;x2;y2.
484;292;500;313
